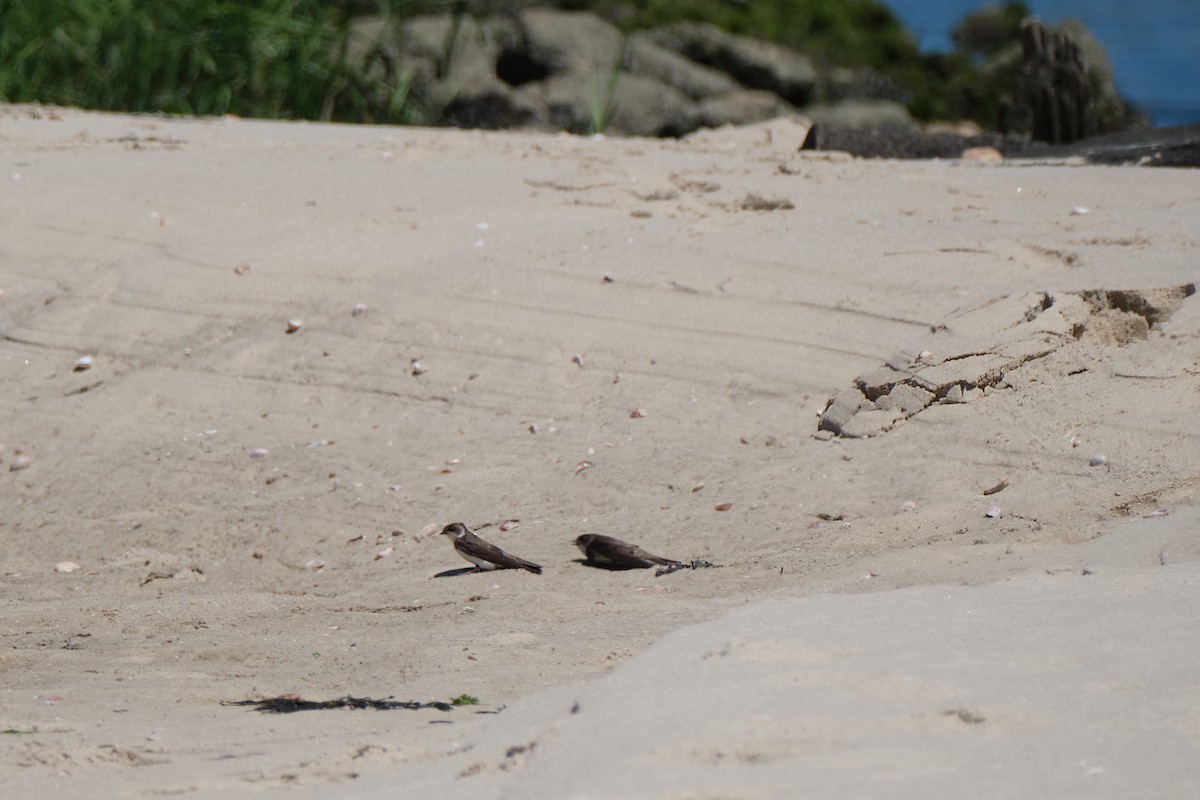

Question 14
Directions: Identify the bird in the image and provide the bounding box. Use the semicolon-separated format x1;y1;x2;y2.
573;534;681;570
439;523;542;574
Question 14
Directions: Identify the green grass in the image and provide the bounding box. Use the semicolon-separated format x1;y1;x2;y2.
450;693;479;706
586;33;627;135
0;0;411;122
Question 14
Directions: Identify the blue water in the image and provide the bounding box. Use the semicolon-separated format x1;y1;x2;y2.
883;0;1200;127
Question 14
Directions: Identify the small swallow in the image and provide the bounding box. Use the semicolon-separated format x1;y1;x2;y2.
440;523;542;574
574;534;681;570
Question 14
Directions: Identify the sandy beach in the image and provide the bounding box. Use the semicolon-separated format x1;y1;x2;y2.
1;105;1198;797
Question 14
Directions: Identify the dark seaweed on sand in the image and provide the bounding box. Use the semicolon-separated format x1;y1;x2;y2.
222;695;453;713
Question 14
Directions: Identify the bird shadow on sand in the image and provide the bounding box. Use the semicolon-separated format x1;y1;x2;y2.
574;558;718;576
433;566;479;578
574;558;641;571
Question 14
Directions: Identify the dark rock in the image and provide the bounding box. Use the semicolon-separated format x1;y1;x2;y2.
797;118;1200;167
1020;122;1200;167
1016;18;1095;143
977;18;1146;145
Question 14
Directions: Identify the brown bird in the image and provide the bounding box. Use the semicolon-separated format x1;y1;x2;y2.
574;534;681;570
440;523;542;574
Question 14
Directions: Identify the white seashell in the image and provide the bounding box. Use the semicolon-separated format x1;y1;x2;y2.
351;303;367;317
985;505;1001;518
373;547;393;561
55;561;81;573
1070;206;1090;215
233;263;250;275
249;448;269;459
416;522;440;541
1088;453;1107;467
896;500;917;514
305;559;325;571
410;358;425;376
10;453;31;471
286;319;303;333
73;356;94;371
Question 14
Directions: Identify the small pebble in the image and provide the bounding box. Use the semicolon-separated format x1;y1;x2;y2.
1088;453;1107;467
714;502;733;511
55;561;81;573
351;303;367;317
985;505;1001;518
286;319;303;333
234;263;250;275
73;356;94;371
249;448;269;459
10;453;32;471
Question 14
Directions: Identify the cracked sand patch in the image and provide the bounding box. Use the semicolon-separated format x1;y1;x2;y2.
818;284;1195;438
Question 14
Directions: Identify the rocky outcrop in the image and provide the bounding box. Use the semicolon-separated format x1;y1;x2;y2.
986;18;1144;144
349;8;906;137
642;23;818;107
